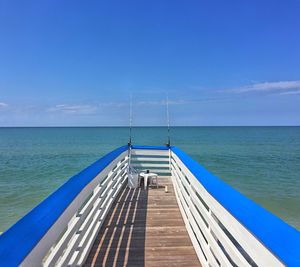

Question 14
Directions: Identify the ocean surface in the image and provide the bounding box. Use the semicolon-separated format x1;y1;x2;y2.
0;127;299;232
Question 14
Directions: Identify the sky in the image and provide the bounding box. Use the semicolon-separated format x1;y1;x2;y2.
0;0;299;126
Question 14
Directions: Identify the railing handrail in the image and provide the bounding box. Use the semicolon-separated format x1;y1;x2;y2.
0;145;128;266
171;146;300;267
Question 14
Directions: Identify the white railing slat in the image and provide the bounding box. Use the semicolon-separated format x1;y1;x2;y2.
130;157;169;162
131;163;170;168
131;149;169;156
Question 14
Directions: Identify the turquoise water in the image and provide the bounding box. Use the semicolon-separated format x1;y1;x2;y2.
0;127;299;232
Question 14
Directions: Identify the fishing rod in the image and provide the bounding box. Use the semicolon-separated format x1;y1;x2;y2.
128;94;133;146
166;94;171;147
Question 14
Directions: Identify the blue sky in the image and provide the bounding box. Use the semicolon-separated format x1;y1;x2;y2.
0;0;299;126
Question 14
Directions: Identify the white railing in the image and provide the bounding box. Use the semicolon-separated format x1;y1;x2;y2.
41;153;128;266
170;151;285;267
130;146;170;175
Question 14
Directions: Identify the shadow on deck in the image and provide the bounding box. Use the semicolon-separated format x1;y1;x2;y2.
84;177;200;267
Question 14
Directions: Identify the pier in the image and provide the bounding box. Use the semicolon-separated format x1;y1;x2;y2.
85;177;200;267
0;145;299;267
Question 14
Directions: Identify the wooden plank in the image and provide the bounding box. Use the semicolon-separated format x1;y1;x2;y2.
84;177;201;267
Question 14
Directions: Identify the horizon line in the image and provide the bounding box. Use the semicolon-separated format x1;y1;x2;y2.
0;125;299;128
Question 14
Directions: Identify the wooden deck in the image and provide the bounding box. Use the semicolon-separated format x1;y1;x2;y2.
84;176;201;267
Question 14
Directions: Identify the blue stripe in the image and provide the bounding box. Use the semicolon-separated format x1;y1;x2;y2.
171;146;300;267
0;145;128;266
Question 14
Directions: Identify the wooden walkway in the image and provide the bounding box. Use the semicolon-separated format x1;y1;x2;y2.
84;177;200;267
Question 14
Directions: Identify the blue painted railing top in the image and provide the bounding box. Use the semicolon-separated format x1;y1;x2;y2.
0;145;128;266
171;146;300;267
131;145;169;150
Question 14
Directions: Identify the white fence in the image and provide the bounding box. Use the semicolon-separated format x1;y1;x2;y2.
130;148;171;175
170;151;284;267
37;152;129;267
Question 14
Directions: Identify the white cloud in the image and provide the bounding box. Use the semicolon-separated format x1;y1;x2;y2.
47;104;98;115
279;89;300;95
0;102;8;108
47;102;129;115
228;81;300;94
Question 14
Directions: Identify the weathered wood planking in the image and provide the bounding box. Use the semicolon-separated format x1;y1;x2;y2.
84;177;201;267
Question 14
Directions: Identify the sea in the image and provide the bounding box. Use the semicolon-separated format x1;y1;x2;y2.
0;127;299;232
